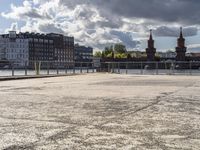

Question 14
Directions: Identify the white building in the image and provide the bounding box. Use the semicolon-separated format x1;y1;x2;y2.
0;31;29;67
0;36;6;60
158;51;176;59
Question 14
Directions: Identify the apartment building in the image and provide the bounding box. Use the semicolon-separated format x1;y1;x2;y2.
0;31;74;67
0;31;29;67
74;44;93;62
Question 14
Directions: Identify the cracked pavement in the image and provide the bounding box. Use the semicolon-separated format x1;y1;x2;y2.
0;73;200;149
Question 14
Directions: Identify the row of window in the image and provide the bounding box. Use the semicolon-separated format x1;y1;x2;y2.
58;55;73;59
3;39;28;43
29;45;54;48
6;49;28;53
7;44;28;48
6;54;28;59
29;38;53;43
76;53;93;55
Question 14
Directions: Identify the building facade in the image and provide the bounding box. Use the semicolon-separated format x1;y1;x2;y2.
47;33;74;63
0;31;29;67
146;30;156;61
0;31;74;67
75;44;93;62
176;27;187;61
158;51;176;60
0;35;6;60
21;32;54;63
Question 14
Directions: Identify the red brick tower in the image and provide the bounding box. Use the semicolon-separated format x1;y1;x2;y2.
146;30;156;61
176;27;187;61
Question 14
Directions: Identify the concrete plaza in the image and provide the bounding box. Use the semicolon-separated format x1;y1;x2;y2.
0;73;200;149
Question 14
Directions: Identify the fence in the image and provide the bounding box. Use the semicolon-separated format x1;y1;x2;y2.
0;61;96;77
100;61;200;76
1;61;200;77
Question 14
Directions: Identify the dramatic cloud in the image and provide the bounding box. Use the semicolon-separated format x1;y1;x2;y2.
110;30;141;48
1;0;200;50
188;44;200;52
59;0;200;25
2;1;51;20
154;26;198;37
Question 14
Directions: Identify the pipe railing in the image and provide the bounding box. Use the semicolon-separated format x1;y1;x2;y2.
101;61;200;75
0;61;97;77
1;61;200;77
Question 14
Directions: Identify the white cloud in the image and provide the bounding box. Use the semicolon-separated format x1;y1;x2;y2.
5;22;20;33
187;44;200;52
154;26;198;37
1;0;200;51
1;0;144;50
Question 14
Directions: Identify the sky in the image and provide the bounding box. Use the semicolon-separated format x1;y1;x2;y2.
0;0;200;52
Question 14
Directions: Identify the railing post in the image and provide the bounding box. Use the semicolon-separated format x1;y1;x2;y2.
12;63;14;76
35;61;40;75
57;62;59;75
80;62;83;73
126;62;128;74
156;62;159;75
92;62;95;73
118;62;120;74
39;61;41;75
47;62;50;75
87;63;89;73
107;63;110;73
189;61;192;75
35;61;41;75
34;61;37;75
112;63;114;73
73;62;75;74
98;63;102;72
170;62;174;75
25;61;27;76
65;62;68;74
140;62;143;75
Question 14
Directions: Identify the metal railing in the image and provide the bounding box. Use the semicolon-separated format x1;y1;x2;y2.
1;60;200;77
100;61;200;76
0;61;96;77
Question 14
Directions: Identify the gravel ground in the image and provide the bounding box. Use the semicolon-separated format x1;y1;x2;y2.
0;73;200;150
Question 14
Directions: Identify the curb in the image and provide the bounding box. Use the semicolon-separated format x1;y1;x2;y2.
0;74;82;81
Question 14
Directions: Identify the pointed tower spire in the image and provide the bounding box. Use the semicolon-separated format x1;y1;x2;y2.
148;29;154;48
178;27;185;48
180;27;183;39
149;29;153;40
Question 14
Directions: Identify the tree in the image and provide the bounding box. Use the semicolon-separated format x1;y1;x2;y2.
104;46;113;56
127;53;132;59
114;43;127;54
94;51;102;57
111;51;114;59
102;51;105;58
115;53;127;59
107;53;113;58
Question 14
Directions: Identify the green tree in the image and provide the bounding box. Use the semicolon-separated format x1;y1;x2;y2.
122;53;127;58
115;53;127;59
102;51;105;58
107;53;113;58
104;46;113;56
94;51;102;57
127;53;132;59
114;43;127;54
